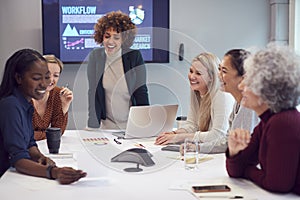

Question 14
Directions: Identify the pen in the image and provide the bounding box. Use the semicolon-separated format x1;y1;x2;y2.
197;195;243;199
114;138;122;145
60;83;69;95
135;143;145;148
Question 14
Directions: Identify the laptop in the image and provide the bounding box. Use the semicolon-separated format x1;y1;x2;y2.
113;104;178;139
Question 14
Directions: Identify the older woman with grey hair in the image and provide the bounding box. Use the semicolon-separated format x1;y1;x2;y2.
226;44;300;195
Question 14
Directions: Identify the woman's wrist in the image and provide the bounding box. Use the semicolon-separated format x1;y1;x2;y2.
172;128;185;134
46;165;57;180
62;104;70;115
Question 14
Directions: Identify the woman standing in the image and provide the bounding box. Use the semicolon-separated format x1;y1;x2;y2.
87;11;149;129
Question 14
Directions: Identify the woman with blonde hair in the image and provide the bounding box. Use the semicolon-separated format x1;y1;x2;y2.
32;55;72;140
155;52;234;153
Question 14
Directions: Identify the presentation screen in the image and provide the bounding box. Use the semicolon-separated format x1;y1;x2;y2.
42;0;169;63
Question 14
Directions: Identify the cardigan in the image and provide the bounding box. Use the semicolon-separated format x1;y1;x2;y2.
226;109;300;195
87;48;149;128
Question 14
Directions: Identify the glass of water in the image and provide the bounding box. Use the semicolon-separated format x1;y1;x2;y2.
184;138;199;170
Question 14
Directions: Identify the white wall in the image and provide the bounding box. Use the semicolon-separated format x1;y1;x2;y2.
0;0;43;73
0;0;270;129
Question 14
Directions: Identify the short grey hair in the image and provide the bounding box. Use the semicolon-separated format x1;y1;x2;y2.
243;43;300;113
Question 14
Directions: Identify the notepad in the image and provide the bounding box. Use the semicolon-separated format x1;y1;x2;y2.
167;155;214;163
82;137;109;145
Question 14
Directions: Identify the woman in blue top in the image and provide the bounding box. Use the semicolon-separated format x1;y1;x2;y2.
0;49;86;184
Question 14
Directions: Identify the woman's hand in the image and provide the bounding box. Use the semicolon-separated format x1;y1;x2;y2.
155;132;192;145
155;131;176;145
52;167;87;185
60;87;73;114
228;128;251;157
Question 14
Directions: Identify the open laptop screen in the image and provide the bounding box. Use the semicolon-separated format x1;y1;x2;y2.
124;104;178;139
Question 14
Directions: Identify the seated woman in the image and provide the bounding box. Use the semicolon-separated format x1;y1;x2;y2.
87;11;149;130
0;49;86;183
32;55;72;140
216;49;259;152
226;44;300;195
155;52;235;153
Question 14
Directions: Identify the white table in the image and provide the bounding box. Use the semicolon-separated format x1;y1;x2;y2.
0;130;298;200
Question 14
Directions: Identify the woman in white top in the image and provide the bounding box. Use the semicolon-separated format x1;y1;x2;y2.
155;52;234;153
219;49;259;132
213;49;259;153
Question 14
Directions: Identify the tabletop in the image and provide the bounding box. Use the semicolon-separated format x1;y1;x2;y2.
0;130;298;200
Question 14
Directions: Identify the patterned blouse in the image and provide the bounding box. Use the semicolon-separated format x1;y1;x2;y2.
32;86;68;140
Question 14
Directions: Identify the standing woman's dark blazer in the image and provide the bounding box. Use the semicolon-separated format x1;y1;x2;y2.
87;48;149;128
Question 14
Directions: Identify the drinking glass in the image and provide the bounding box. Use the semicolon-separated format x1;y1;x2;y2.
184;138;199;170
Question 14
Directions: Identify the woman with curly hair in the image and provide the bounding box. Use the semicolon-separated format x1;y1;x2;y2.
226;44;300;195
87;11;149;129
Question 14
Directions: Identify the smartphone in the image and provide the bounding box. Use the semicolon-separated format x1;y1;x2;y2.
192;185;231;193
161;145;180;152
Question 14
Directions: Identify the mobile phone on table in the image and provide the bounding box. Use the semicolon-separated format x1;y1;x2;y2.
192;185;231;193
161;145;180;152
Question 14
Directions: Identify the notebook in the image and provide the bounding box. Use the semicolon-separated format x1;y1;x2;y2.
113;104;178;139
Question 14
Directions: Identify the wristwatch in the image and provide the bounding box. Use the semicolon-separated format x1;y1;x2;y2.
46;165;56;180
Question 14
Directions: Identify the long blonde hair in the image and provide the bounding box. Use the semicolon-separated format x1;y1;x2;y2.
190;52;220;131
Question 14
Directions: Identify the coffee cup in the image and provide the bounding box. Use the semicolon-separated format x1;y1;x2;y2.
45;127;61;154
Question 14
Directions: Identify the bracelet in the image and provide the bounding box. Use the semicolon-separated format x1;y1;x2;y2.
46;165;56;180
172;131;176;134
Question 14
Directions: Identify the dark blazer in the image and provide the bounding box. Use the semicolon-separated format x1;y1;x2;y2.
87;48;149;128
